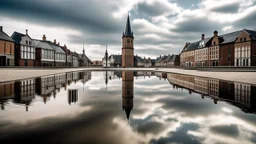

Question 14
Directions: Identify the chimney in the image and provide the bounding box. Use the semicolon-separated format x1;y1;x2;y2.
58;42;60;46
0;26;2;31
64;44;66;48
54;39;56;44
26;29;28;35
42;35;46;41
214;30;218;37
201;34;205;40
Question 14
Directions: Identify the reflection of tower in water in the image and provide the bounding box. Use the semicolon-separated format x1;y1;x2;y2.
122;71;134;120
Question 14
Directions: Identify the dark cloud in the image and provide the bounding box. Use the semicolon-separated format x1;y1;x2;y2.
150;123;202;144
211;3;240;13
136;1;172;16
210;124;239;137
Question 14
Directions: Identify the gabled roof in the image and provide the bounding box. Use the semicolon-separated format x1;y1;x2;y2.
46;41;66;54
79;54;92;63
123;15;133;38
183;41;200;52
11;31;33;44
244;29;256;40
33;39;54;50
0;29;14;42
110;54;122;63
219;30;243;44
134;55;143;62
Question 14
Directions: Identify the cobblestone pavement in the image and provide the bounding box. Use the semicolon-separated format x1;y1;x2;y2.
0;68;255;85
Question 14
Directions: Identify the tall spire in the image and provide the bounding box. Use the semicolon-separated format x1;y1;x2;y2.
123;14;133;38
83;43;85;55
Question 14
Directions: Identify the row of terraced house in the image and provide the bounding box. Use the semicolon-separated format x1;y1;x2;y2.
180;29;256;67
0;26;92;67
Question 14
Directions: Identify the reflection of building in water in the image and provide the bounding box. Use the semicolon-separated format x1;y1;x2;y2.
235;83;251;108
122;71;134;120
55;73;66;91
72;72;80;82
167;73;195;92
219;81;234;100
14;79;36;111
0;82;15;110
35;75;55;104
194;77;208;95
208;79;219;104
167;73;256;113
66;72;72;87
68;89;78;105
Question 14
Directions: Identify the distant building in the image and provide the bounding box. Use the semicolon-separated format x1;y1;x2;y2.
180;29;256;67
45;38;66;67
12;29;36;66
0;26;15;66
122;15;134;67
34;38;55;66
60;44;72;67
78;46;92;67
71;51;79;67
92;60;102;66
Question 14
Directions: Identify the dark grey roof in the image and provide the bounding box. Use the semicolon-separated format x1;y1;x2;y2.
0;30;14;42
219;30;243;44
123;15;133;38
183;41;200;52
134;55;143;62
167;55;179;62
47;42;66;54
110;55;122;63
79;54;92;63
156;56;166;63
244;29;256;40
11;32;26;44
34;39;54;50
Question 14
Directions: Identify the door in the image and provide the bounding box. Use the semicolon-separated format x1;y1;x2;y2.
7;59;9;66
0;56;6;66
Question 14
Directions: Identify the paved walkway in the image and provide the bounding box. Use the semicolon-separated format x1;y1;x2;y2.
0;68;255;85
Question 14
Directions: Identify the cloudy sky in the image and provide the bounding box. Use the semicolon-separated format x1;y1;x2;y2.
0;0;256;60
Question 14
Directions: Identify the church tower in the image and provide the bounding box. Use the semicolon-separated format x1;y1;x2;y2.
122;71;134;120
122;14;134;67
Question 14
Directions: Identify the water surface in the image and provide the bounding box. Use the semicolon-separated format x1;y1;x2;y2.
0;71;256;144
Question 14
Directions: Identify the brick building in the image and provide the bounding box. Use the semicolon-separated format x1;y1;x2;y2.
180;29;256;67
0;26;15;66
12;30;36;66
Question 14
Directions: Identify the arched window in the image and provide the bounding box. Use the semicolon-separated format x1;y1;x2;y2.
213;41;216;45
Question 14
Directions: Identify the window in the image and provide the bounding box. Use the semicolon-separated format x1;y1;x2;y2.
213;41;216;45
127;39;130;43
228;47;231;56
240;38;242;42
26;40;28;45
244;37;246;42
10;44;12;54
4;42;6;53
29;41;31;45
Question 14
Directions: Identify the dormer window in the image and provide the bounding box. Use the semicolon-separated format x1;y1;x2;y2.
29;41;31;45
26;40;28;45
213;41;216;45
244;37;246;41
